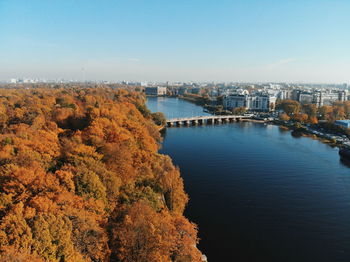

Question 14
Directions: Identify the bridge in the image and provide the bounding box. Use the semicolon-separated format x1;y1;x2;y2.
166;115;253;127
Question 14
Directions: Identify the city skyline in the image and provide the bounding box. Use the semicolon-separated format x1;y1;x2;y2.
1;0;350;83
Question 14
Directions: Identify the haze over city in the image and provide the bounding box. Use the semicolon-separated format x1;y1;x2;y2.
1;0;350;83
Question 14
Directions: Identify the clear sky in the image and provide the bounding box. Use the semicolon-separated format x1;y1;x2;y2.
1;0;349;83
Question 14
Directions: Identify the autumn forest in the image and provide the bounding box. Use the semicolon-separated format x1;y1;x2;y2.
0;87;202;262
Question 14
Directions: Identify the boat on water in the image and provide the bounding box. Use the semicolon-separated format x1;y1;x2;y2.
339;147;350;159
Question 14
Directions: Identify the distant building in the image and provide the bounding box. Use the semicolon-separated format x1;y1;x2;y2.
278;90;292;100
210;89;219;97
190;88;201;95
290;90;348;107
145;86;167;96
298;92;314;104
224;94;247;109
291;89;301;101
223;91;276;112
178;87;188;95
335;120;350;129
319;91;347;106
338;90;347;102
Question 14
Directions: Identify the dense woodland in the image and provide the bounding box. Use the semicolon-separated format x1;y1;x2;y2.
0;87;202;262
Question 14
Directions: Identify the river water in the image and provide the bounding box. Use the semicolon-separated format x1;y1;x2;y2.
147;96;350;262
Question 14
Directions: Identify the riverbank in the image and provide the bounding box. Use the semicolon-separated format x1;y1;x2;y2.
178;94;210;106
178;94;347;149
163;117;339;148
157;124;166;131
274;120;345;148
178;95;233;115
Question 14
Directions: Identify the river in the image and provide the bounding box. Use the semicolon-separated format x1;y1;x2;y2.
147;96;350;262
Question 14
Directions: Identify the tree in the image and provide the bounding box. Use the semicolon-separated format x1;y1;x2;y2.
152;112;166;126
293;113;308;123
0;87;201;262
232;107;246;115
309;116;318;124
215;105;224;115
318;105;333;121
276;100;301;116
333;105;346;120
279;113;290;122
302;104;317;118
110;201;201;262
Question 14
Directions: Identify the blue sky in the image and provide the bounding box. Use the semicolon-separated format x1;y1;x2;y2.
0;0;349;82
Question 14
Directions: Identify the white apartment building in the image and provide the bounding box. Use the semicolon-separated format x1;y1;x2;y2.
223;91;276;112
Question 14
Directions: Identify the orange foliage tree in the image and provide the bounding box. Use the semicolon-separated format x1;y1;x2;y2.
0;87;201;261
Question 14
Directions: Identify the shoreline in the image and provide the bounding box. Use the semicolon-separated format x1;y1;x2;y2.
173;95;347;147
157;124;166;131
272;121;342;148
157;95;344;152
163;119;341;150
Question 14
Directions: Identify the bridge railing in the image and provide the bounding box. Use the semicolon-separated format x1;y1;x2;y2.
166;115;252;123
